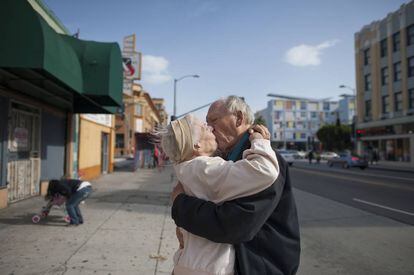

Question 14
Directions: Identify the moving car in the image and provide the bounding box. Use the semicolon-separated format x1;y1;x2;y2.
327;153;368;169
277;150;295;166
320;151;339;160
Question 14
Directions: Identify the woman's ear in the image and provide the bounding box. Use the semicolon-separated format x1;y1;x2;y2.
235;111;244;127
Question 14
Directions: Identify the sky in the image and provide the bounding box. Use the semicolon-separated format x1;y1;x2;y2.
44;0;410;120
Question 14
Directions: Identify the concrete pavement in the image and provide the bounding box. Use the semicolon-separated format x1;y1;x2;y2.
0;166;413;274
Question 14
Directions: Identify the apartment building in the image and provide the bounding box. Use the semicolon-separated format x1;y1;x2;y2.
258;94;341;150
355;1;414;165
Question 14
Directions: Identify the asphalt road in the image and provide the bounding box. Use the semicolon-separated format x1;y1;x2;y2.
290;161;414;225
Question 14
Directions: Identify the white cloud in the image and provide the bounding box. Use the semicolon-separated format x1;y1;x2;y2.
284;39;339;67
142;55;172;85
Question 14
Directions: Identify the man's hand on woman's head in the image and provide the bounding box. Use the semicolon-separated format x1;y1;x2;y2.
248;124;271;142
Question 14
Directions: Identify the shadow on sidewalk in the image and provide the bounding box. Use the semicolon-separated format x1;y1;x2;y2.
0;213;68;227
93;189;171;207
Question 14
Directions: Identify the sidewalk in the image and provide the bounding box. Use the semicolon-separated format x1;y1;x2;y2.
0;166;413;274
0;166;177;275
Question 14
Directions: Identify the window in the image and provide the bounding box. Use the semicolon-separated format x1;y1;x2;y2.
323;102;330;111
380;39;388;57
115;134;124;148
301;112;307;118
393;32;400;52
311;112;317;119
381;67;388;86
409;88;414;109
135;104;143;116
300;101;307;110
363;48;370;65
382;95;390;114
394;92;403;112
364;74;371;90
365;100;372;118
408;57;414;78
300;133;306;139
407;24;414;46
394;62;402;81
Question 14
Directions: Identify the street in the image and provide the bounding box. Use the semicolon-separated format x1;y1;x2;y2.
290;160;414;225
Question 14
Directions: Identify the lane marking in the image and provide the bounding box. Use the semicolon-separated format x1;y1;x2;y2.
291;167;414;192
294;163;414;182
353;198;414;216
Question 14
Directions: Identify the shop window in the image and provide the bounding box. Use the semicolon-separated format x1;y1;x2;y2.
115;134;124;148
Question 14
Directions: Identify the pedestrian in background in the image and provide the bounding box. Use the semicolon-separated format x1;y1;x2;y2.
308;150;314;164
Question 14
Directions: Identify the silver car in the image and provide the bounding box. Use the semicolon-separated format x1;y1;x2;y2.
277;150;295;166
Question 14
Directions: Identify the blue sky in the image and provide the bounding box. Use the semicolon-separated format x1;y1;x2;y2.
44;0;410;119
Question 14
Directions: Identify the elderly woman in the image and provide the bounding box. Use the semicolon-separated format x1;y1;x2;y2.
160;115;279;275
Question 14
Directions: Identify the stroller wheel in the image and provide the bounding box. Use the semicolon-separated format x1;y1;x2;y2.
32;215;41;223
64;216;71;223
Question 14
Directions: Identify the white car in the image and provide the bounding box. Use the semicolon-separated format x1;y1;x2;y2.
277;150;295;166
320;152;339;160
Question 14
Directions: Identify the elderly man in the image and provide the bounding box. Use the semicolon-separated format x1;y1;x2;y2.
172;96;300;275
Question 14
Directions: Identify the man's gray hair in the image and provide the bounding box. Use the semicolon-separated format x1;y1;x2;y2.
221;95;254;124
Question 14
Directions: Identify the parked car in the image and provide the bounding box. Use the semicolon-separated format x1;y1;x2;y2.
277;150;295;166
320;151;339;160
327;153;368;169
287;150;301;159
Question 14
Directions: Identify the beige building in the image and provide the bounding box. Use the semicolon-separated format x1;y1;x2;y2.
115;84;167;158
355;0;414;166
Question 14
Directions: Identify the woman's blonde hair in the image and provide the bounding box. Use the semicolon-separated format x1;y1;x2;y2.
157;115;202;163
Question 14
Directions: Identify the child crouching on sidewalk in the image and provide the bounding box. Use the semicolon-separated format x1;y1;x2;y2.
46;179;92;226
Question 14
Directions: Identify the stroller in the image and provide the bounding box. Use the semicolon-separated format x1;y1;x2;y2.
32;194;70;224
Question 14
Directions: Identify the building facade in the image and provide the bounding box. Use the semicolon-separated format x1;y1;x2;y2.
115;84;166;160
258;95;341;150
0;0;122;208
355;1;414;166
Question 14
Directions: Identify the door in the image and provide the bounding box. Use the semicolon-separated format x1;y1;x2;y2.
7;102;41;202
101;133;109;174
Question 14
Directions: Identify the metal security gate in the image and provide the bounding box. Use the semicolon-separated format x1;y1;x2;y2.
7;102;41;202
101;133;109;174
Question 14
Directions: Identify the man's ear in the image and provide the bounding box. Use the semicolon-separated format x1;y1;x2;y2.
235;111;244;127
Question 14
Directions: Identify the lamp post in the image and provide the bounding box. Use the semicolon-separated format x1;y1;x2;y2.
173;74;200;121
339;84;357;151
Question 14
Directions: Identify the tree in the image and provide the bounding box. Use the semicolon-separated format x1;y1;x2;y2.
254;115;267;126
316;124;352;151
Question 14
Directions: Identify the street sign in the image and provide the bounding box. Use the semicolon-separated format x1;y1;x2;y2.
123;79;133;96
122;52;141;80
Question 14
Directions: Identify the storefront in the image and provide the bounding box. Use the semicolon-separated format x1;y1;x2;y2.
359;123;414;164
0;0;122;207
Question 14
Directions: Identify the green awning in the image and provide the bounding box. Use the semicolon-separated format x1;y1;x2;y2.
0;0;122;113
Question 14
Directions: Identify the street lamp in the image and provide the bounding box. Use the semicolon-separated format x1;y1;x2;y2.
339;84;357;151
173;74;200;120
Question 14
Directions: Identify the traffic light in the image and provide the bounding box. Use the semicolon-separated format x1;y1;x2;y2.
356;129;365;140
